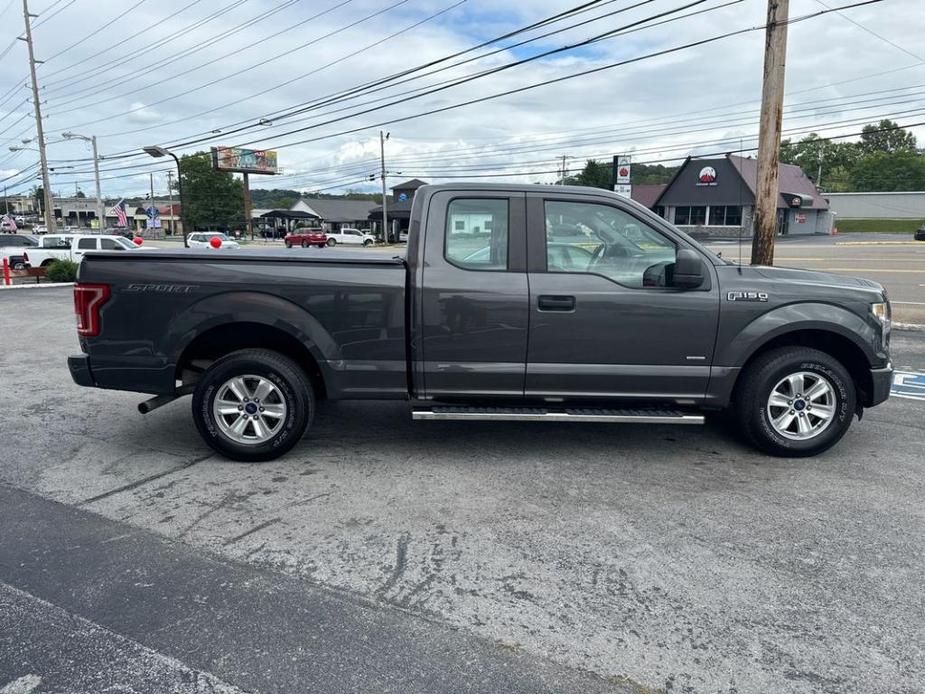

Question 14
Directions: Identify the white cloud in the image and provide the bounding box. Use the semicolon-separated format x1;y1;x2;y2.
0;0;919;197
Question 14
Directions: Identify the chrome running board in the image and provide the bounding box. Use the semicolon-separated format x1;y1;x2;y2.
412;406;704;425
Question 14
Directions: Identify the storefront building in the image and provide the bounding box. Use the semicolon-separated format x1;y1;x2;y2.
653;154;832;237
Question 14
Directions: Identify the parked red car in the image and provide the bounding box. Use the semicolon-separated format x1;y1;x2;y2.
284;229;327;248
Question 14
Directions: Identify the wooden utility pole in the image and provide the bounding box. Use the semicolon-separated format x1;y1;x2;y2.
751;0;789;266
380;131;389;243
21;0;55;234
242;172;253;240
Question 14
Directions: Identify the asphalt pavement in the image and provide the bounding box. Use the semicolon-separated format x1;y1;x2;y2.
706;233;925;325
1;288;924;694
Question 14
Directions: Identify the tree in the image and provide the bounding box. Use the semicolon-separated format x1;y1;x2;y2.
177;152;244;230
859;119;917;155
849;150;925;192
779;133;859;190
75;190;86;198
562;159;612;189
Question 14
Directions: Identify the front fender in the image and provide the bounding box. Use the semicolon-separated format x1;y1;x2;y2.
715;302;881;368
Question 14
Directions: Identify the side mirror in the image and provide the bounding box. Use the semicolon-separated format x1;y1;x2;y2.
673;248;704;289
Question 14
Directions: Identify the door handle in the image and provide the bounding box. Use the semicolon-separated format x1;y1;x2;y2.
537;295;576;312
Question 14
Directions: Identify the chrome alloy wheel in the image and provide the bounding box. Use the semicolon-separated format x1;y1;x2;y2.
766;371;837;441
212;375;288;445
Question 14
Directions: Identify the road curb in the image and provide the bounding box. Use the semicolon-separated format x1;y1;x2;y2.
0;282;73;290
835;241;920;246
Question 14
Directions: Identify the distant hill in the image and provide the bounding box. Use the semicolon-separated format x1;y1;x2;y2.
250;188;382;209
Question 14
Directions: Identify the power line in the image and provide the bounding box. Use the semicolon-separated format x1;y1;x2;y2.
98;0;469;139
43;0;150;63
227;0;888;156
813;0;922;62
49;0;415;125
40;0;247;88
44;0;305;102
32;0;77;28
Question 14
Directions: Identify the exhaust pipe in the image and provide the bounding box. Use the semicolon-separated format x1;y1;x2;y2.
138;385;194;414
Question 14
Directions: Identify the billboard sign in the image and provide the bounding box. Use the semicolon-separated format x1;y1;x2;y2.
211;146;278;175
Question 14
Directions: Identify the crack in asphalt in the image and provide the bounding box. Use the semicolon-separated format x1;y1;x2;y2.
78;454;213;507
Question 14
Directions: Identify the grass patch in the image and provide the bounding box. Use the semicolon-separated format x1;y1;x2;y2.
836;218;923;233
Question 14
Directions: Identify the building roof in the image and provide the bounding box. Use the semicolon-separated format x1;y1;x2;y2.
260;209;319;219
392;178;428;191
295;198;377;222
727;155;828;210
368;198;413;220
631;184;667;209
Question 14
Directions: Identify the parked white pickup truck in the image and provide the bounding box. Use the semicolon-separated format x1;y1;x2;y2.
24;234;139;267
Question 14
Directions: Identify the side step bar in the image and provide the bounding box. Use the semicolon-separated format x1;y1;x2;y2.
412;406;704;425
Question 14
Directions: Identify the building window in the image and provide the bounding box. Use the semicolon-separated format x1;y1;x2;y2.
454;220;465;231
674;206;706;225
708;206;742;226
653;206;665;219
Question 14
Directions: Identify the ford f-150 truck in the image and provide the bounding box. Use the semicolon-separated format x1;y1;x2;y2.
68;183;892;461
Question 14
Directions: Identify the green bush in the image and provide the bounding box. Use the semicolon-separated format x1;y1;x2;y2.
45;259;79;283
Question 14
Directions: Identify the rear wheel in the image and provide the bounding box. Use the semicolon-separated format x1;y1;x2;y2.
733;347;855;457
285;241;292;248
326;238;337;247
192;349;313;462
301;240;309;248
363;239;373;246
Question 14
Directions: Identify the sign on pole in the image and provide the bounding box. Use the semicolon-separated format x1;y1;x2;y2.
211;146;279;175
612;155;631;199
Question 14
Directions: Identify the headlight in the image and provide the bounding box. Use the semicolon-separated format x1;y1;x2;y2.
871;301;891;349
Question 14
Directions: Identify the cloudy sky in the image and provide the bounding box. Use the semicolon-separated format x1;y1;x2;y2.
0;0;921;198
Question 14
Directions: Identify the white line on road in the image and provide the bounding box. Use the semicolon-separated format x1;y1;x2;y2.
0;676;42;694
892;301;925;306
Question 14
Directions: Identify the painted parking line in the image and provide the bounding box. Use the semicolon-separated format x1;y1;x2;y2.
891;371;925;401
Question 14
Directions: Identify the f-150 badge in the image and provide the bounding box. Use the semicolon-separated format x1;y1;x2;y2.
727;291;768;302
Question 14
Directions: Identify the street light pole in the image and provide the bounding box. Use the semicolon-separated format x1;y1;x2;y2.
63;132;103;230
143;146;187;247
21;0;55;234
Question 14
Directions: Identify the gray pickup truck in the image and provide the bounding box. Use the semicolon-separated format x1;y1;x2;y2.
68;183;892;461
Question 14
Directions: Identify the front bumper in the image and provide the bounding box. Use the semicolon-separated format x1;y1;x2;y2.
868;364;893;407
68;354;94;388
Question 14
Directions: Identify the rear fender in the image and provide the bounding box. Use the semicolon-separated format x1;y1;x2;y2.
168;290;338;373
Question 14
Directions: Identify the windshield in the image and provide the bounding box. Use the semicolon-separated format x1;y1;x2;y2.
210;233;230;241
114;237;136;249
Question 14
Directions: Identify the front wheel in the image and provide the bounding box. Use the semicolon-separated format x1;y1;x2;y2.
192;349;313;462
326;238;337;247
363;239;373;246
301;240;309;248
285;241;292;248
733;347;855;457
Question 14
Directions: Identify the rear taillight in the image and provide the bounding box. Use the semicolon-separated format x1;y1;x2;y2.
74;283;110;337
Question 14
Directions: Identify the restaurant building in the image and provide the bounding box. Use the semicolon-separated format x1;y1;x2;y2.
652;154;832;237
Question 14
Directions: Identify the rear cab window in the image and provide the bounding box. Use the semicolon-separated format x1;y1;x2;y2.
445;198;509;271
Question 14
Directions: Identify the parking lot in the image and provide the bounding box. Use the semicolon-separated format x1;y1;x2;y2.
1;287;924;693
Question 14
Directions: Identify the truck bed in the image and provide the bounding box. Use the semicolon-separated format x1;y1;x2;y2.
76;248;409;398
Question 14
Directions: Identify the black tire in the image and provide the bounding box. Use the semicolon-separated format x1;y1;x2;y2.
41;259;54;267
363;239;373;246
192;349;314;462
733;346;856;457
317;244;326;249
301;240;308;248
326;238;336;247
285;241;291;248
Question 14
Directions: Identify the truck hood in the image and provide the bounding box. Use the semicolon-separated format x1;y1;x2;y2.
749;264;885;294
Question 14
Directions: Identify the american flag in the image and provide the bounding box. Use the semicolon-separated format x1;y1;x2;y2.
109;199;128;227
1;214;16;231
